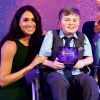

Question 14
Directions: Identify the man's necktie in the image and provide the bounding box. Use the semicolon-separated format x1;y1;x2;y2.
63;36;73;81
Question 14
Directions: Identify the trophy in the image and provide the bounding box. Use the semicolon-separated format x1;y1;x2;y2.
57;47;78;67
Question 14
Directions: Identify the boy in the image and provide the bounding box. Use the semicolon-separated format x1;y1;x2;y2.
39;7;99;100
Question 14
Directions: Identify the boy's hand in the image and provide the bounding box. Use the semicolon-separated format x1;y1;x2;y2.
74;59;86;69
52;58;65;69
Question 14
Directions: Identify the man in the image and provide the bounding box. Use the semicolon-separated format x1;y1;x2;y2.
39;7;99;100
82;11;100;90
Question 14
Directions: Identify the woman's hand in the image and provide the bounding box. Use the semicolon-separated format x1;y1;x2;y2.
29;55;47;70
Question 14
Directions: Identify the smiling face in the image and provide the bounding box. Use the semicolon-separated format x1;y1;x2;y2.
59;14;80;36
19;10;36;36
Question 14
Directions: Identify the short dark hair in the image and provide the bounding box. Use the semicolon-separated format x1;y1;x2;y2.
59;7;81;20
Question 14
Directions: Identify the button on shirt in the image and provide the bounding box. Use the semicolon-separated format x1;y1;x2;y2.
39;30;93;75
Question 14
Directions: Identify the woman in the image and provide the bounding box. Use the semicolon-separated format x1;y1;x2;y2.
0;5;45;100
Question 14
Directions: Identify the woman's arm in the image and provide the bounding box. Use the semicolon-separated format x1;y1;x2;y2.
0;40;45;87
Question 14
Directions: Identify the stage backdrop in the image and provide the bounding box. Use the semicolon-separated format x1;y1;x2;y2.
0;0;99;40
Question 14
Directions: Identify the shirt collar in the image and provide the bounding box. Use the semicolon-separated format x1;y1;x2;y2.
59;30;78;39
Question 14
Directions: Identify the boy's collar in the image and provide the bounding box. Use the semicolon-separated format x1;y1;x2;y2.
59;30;78;39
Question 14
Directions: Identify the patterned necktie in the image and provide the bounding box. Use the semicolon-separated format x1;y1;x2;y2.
63;36;73;81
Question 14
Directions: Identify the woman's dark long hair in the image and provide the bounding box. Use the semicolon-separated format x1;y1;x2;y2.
0;5;43;65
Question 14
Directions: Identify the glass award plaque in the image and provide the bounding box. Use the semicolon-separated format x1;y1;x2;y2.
57;47;78;67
